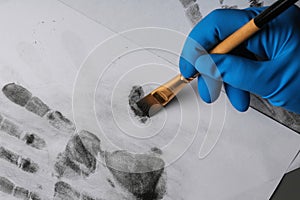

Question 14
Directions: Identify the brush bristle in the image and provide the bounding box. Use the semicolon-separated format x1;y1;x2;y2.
136;94;163;117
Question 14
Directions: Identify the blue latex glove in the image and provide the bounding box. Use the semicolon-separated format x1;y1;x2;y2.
179;6;300;114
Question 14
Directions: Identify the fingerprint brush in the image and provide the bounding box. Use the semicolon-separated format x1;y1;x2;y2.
136;74;193;117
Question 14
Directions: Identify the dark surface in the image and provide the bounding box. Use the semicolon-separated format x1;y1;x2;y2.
54;133;98;178
271;167;300;200
254;0;299;28
250;95;300;133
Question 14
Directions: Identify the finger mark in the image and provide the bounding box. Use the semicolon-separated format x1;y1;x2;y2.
13;186;30;200
0;146;19;165
54;133;98;178
54;153;82;178
249;0;264;7
78;130;101;157
2;83;32;107
54;181;80;200
105;150;166;199
0;146;39;173
150;147;163;155
0;176;41;199
46;111;75;133
0;176;15;195
0;119;23;139
64;134;96;175
2;83;74;132
25;97;50;117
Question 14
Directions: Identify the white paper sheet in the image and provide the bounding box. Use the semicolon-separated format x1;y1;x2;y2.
58;0;300;172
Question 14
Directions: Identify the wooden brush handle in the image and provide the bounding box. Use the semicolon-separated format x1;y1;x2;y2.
188;19;260;79
188;0;299;80
209;19;259;54
212;0;299;54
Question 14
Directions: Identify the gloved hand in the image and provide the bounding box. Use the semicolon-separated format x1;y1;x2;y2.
179;6;300;114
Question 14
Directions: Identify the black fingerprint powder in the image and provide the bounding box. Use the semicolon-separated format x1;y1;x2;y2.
128;86;149;123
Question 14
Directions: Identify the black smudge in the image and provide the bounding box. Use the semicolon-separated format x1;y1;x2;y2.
249;0;264;7
22;133;46;150
128;86;149;123
20;158;39;173
106;178;115;188
25;134;34;144
219;0;238;9
150;147;163;155
0;146;39;173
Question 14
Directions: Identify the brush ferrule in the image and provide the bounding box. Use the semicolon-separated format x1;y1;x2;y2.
151;74;191;106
